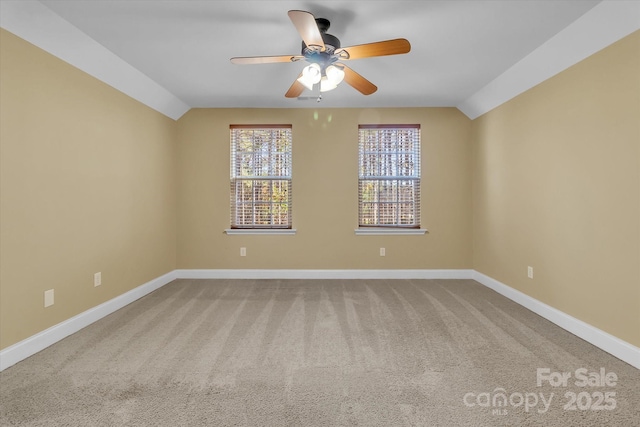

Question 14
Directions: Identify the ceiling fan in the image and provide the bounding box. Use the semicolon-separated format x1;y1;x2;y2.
230;10;411;98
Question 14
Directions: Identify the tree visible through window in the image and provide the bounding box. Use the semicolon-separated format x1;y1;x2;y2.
230;125;292;229
358;125;421;228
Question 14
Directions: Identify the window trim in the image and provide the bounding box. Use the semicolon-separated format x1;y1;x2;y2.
229;124;293;230
357;124;423;232
225;228;297;235
354;227;427;235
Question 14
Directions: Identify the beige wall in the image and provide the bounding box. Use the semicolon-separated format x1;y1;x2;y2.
176;108;473;269
472;31;640;347
0;30;178;349
2;25;638;355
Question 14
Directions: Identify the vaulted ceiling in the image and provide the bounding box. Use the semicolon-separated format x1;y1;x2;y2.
1;1;638;119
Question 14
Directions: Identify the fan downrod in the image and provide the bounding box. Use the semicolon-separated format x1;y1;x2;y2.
315;18;330;33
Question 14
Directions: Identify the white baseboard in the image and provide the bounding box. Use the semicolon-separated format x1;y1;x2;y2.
0;270;177;371
174;269;474;280
472;271;640;370
3;269;637;371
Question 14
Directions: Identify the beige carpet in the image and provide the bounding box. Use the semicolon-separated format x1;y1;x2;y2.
1;279;639;426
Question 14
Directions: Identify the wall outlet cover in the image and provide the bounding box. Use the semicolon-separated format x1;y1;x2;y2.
44;289;54;307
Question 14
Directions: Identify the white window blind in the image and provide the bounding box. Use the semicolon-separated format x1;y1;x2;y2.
230;125;292;229
358;125;421;228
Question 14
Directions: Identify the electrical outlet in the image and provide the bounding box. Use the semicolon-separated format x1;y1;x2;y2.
240;247;246;257
380;247;386;257
527;266;534;279
94;272;102;287
44;289;54;307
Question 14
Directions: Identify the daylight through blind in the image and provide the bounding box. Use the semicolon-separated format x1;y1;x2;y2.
230;125;292;228
358;125;420;228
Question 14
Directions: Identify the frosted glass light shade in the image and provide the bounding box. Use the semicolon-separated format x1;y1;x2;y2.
326;65;345;85
320;76;338;92
297;63;322;90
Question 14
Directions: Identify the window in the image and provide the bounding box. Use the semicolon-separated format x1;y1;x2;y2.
358;124;421;229
230;125;292;229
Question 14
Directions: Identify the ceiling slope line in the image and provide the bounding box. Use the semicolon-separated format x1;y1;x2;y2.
457;0;640;120
0;0;191;121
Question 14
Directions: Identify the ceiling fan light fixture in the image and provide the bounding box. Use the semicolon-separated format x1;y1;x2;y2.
320;64;345;92
298;63;322;89
326;65;345;85
320;75;338;92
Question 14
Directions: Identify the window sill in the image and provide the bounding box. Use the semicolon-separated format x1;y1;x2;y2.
355;228;427;236
225;229;297;235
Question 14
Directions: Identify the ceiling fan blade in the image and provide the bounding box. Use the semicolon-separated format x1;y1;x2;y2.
285;73;306;98
340;64;377;95
288;10;325;51
231;55;303;65
337;38;411;60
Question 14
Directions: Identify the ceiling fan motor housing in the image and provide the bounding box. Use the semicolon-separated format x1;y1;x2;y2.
301;18;341;56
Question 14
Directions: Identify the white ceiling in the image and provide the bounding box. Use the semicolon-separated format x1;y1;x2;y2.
1;1;639;119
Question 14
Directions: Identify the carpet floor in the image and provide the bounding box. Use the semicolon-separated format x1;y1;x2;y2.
1;279;639;426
